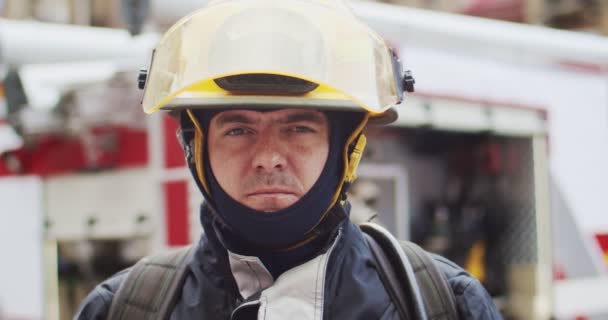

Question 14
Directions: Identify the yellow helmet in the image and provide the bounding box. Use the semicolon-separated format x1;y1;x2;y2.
138;0;414;124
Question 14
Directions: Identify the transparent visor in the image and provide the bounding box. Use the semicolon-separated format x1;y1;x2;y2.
142;0;402;115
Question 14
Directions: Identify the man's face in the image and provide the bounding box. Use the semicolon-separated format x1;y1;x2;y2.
207;108;330;212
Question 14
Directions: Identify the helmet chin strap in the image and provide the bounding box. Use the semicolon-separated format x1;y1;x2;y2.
180;109;368;252
344;134;367;185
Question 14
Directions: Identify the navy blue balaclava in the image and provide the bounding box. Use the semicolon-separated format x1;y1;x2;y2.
181;109;364;252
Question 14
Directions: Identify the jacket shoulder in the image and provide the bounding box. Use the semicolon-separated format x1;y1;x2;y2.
430;254;503;320
73;268;129;320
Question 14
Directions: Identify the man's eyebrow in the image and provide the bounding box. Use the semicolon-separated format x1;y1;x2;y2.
281;111;327;124
215;113;257;126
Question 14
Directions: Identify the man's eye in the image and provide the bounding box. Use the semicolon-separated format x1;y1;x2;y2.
226;128;248;136
290;126;314;133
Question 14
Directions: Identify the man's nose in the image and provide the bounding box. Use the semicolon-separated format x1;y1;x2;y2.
251;132;287;172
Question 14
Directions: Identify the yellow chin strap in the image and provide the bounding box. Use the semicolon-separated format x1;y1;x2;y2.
344;133;367;185
186;109;212;196
335;115;369;207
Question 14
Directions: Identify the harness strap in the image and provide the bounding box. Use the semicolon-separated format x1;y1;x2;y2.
107;245;194;320
401;241;460;320
361;222;459;320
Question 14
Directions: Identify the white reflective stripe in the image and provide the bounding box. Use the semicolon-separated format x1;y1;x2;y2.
258;232;342;320
228;251;274;300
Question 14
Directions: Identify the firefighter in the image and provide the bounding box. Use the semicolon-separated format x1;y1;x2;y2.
75;0;500;319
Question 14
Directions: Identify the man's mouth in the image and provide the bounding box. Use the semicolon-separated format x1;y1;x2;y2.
243;188;301;212
246;188;296;197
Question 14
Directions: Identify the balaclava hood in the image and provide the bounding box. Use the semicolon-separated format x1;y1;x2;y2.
179;109;366;251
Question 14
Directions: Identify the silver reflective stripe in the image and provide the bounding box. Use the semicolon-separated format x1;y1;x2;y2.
258;232;342;320
228;251;274;300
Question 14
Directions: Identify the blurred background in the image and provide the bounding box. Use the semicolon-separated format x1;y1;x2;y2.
0;0;607;319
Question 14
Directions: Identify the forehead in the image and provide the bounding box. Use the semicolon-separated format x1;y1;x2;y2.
210;108;329;125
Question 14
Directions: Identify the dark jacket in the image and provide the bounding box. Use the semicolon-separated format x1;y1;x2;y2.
75;214;501;319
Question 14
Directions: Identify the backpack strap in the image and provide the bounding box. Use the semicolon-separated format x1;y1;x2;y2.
107;245;195;320
362;231;414;320
361;222;459;320
400;241;460;320
361;223;428;320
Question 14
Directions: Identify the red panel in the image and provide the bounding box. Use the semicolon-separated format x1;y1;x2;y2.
0;125;148;177
0;135;87;176
597;234;608;252
163;180;190;246
163;115;186;168
117;127;148;166
89;126;148;169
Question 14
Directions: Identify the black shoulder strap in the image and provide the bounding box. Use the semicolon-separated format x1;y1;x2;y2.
362;231;415;320
360;223;459;320
107;245;195;320
400;241;460;320
361;223;428;320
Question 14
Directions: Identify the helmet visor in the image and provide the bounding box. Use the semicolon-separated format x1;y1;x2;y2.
142;0;401;115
